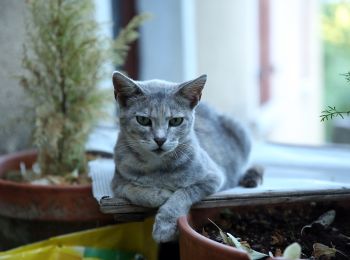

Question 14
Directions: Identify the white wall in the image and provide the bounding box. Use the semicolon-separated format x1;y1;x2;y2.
137;0;259;122
194;0;259;121
137;0;190;82
137;0;323;144
257;0;323;144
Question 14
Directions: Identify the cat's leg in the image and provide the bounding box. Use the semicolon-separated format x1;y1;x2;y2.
111;174;173;208
152;171;223;242
239;165;264;188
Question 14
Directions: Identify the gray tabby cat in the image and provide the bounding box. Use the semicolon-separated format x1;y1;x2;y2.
111;71;261;243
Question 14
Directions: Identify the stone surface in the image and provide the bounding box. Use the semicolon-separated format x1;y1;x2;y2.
0;0;33;154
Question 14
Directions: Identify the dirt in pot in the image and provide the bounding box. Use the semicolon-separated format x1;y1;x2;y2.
200;202;350;259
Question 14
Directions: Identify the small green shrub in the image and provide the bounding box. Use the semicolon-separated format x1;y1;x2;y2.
20;0;148;177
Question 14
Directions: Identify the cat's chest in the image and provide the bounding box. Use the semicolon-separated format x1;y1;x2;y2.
119;160;203;190
134;170;197;190
116;146;205;189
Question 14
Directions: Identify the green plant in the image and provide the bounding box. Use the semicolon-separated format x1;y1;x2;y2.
321;2;350;127
320;106;350;121
20;0;148;178
320;72;350;122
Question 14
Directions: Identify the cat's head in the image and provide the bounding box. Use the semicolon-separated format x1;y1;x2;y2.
112;71;206;156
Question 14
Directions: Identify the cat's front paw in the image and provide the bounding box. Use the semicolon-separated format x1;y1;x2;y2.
142;188;173;208
155;188;173;205
152;209;178;243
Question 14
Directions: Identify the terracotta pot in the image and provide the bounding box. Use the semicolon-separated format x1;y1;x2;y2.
0;150;114;250
178;199;350;260
178;213;250;260
178;209;295;260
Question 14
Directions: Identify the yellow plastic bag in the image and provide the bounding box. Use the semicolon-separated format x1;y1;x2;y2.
0;217;157;260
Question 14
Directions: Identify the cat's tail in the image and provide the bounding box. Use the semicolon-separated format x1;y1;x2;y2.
238;165;264;188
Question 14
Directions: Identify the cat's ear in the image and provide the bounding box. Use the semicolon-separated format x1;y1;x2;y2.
177;74;207;108
112;71;143;107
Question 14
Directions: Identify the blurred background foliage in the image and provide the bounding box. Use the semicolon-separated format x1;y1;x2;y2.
322;0;350;141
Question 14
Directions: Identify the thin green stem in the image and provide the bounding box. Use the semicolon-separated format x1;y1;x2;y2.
320;106;350;122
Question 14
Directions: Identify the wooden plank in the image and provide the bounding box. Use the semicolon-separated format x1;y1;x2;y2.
193;189;350;208
100;188;350;218
100;197;155;214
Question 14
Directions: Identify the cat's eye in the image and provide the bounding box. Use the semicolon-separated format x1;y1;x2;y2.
169;117;184;127
136;116;152;126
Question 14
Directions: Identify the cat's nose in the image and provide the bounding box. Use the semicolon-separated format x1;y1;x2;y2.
154;137;166;147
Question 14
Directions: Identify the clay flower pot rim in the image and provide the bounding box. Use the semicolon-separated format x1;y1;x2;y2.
178;215;250;259
178;214;294;260
0;178;91;190
0;149;91;191
0;149;111;222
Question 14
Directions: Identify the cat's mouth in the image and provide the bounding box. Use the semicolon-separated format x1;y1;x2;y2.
153;148;165;155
